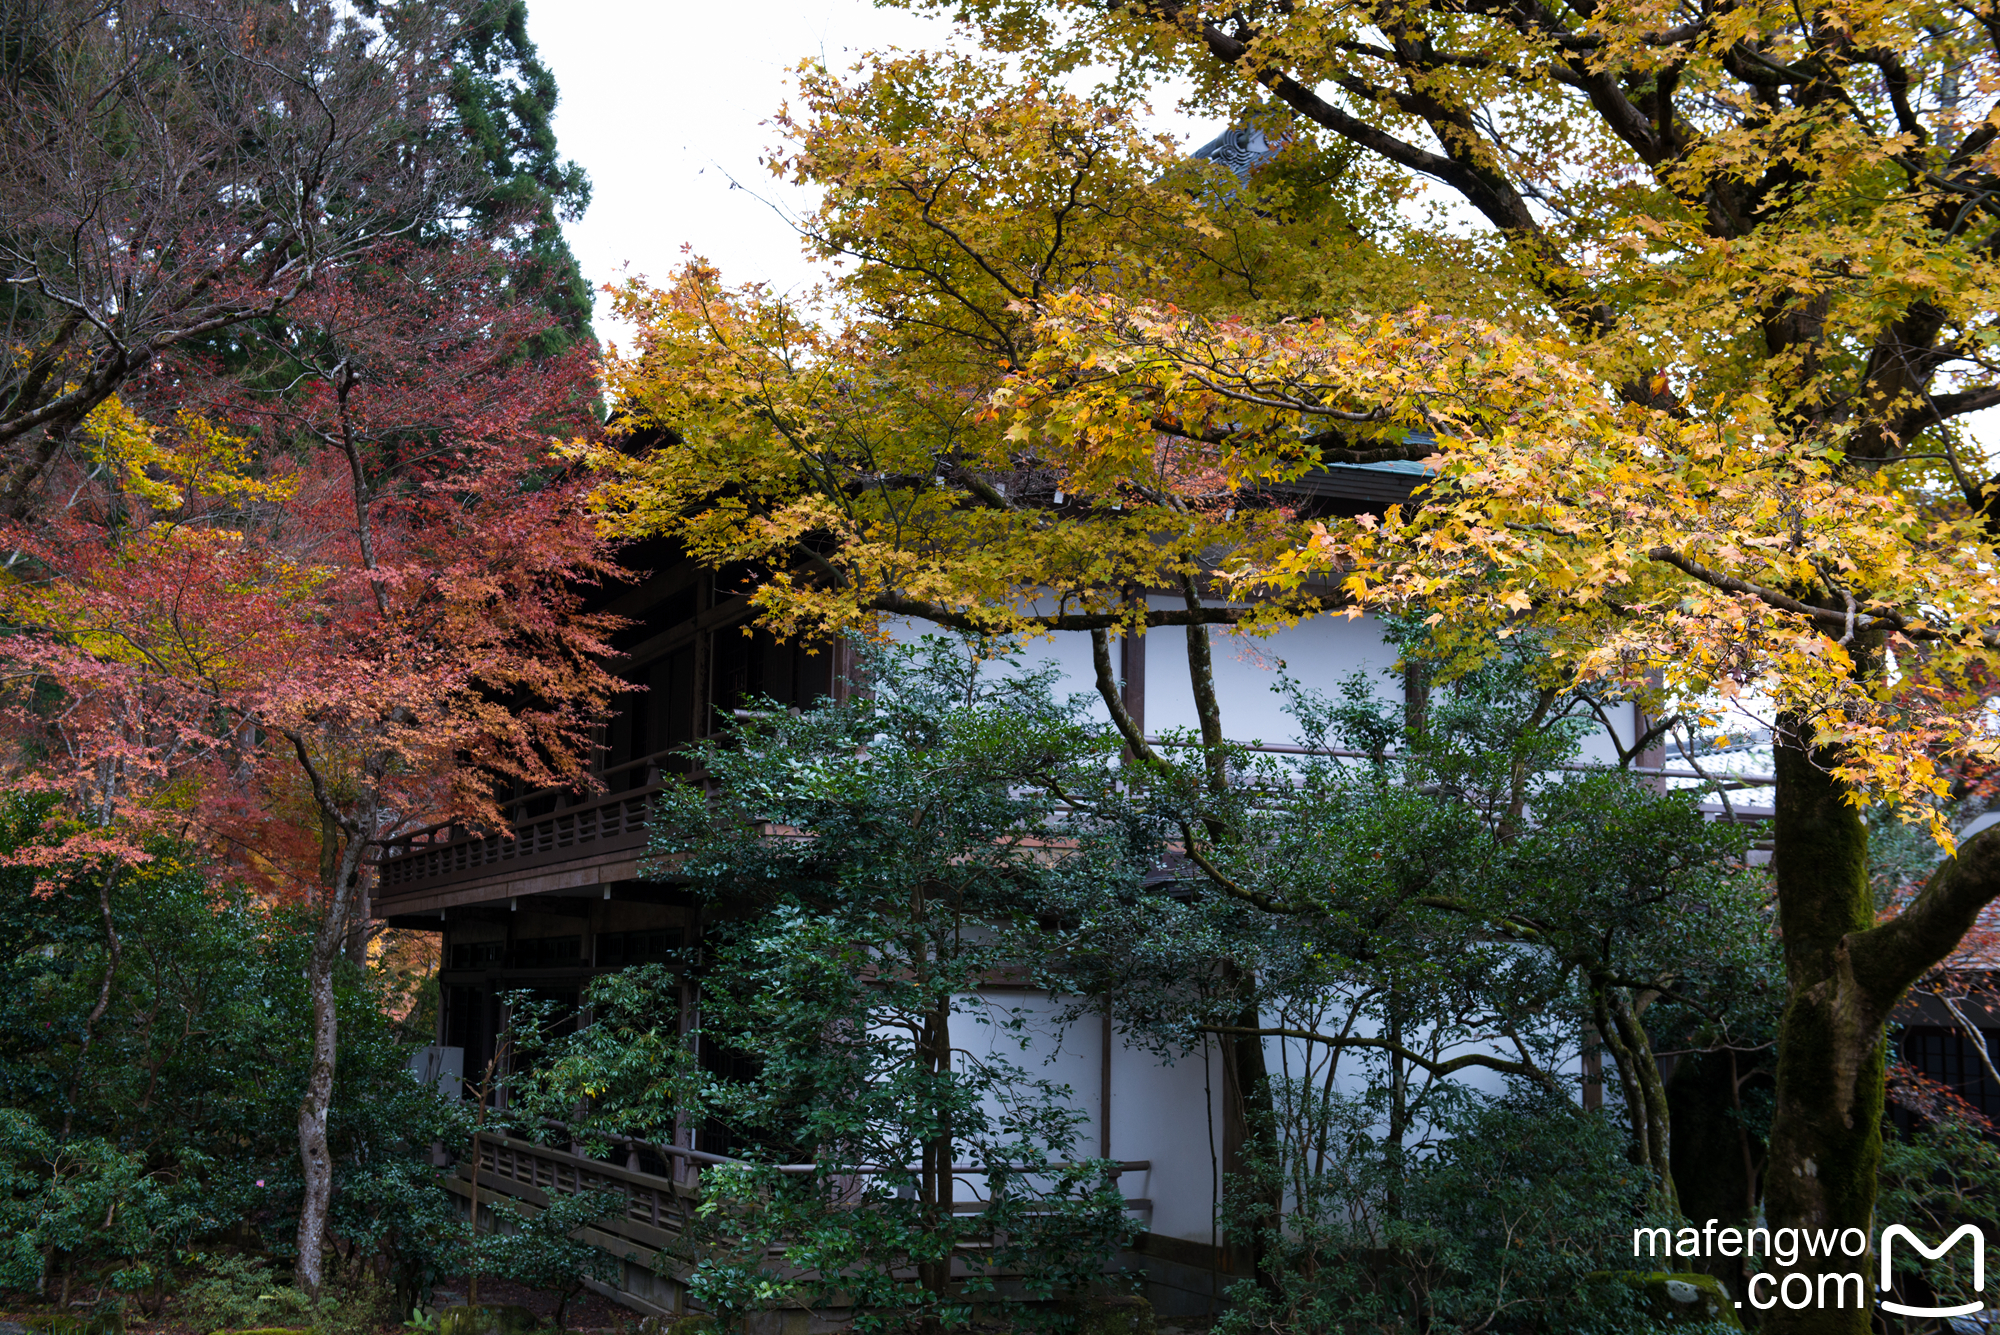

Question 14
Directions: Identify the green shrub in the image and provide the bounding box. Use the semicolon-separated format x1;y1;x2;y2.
0;809;468;1307
178;1254;318;1332
0;1109;208;1306
1876;1094;2000;1330
1220;1087;1678;1335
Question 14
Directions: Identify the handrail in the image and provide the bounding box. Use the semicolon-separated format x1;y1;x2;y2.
533;1117;1148;1180
378;771;679;860
1145;736;1776;786
463;1131;1152;1274
384;728;1770;871
374;748;693;858
374;783;671;887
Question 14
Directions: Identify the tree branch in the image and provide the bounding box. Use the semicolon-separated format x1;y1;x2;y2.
1201;1022;1557;1086
865;594;1249;633
1090;626;1164;769
1179;825;1310;914
1645;545;1957;643
1853;825;2000;1008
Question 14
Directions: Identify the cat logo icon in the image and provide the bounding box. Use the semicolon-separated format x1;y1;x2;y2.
1880;1224;1984;1318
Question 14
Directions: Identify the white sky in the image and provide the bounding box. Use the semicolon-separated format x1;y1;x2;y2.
528;0;1209;351
531;0;946;337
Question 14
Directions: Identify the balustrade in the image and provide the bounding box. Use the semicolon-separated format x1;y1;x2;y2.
376;751;683;896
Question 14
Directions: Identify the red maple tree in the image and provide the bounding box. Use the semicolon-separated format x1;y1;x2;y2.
0;238;623;1290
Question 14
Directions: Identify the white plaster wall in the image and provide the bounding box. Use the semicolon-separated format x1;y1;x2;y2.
895;605;1644;763
952;988;1580;1246
1574;692;1642;766
951;990;1227;1247
1140;610;1395;744
948;990;1100;1199
996;600;1401;747
1105;1033;1227;1246
958;990;1102;1139
882;615;1116;728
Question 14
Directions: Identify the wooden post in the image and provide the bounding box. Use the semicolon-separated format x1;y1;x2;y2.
1119;629;1146;763
1099;1002;1113;1161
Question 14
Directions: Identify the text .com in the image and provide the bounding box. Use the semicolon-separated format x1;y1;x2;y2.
1633;1220;1986;1316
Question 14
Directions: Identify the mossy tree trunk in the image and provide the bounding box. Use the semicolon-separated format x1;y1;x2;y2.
1589;973;1677;1211
1763;720;2000;1335
1181;607;1287;1292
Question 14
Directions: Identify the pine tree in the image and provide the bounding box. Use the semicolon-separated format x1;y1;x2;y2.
439;0;596;355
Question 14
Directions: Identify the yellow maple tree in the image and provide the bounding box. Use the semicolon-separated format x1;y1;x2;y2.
589;0;2000;1303
581;54;1505;650
858;0;2000;1309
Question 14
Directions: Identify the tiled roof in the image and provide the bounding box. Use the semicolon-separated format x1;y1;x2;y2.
1190;126;1281;181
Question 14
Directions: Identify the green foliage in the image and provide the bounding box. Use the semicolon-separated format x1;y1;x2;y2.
626;637;1139;1330
1875;1105;2000;1327
1047;640;1775;1202
509;964;697;1150
436;0;595;352
474;1189;625;1330
0;800;467;1307
177;1253;321;1331
607;632;1773;1332
1220;1087;1676;1335
0;1109;207;1301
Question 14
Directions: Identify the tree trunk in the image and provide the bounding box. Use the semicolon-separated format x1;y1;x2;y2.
467;1122;483;1307
1745;723;2000;1330
917;984;954;1310
1217;985;1281;1293
1180;579;1229;798
1590;977;1676;1209
1383;988;1408;1224
1180;587;1289;1290
62;868;122;1138
295;836;365;1297
1402;658;1430;740
1761;725;1883;1335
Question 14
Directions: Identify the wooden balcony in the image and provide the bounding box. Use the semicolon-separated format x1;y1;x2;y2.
374;751;681;917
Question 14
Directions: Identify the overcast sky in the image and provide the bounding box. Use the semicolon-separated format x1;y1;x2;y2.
527;0;1208;350
529;0;936;335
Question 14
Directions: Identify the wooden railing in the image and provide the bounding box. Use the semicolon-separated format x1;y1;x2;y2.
465;1134;700;1240
376;751;684;896
454;1131;1155;1298
382;725;1757;903
447;1133;703;1315
466;1129;1151;1217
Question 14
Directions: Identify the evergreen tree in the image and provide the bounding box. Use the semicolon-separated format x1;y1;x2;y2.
439;0;596;354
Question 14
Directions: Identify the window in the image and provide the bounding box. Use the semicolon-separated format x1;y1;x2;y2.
449;941;506;970
595;928;683;968
511;936;582;969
